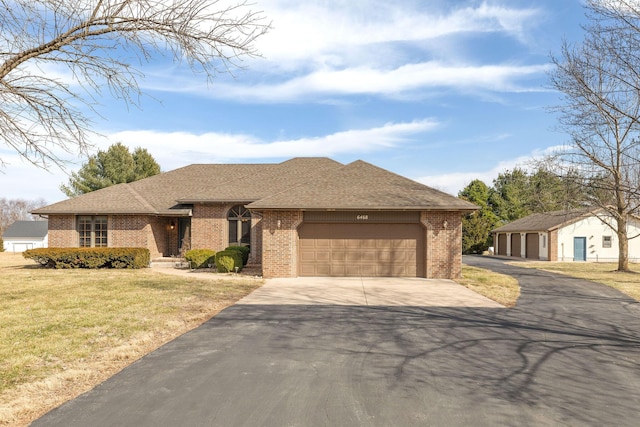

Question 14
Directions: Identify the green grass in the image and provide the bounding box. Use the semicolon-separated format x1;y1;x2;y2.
0;253;262;426
510;261;640;301
458;264;520;307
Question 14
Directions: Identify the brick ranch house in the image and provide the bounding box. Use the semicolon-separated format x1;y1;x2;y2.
32;158;478;279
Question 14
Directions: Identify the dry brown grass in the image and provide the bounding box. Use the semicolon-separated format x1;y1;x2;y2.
458;264;521;307
0;253;262;426
510;261;640;302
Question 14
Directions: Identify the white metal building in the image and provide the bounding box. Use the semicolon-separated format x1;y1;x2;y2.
492;209;640;262
2;220;49;252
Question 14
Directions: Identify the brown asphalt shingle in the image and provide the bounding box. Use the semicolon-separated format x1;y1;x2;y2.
178;158;343;203
33;158;477;215
491;209;595;233
247;160;478;211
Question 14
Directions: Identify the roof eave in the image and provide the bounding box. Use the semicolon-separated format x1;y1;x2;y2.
247;205;479;211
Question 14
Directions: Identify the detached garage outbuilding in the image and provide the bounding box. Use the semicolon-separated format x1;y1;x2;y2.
33;158;478;279
492;209;640;262
2;220;49;252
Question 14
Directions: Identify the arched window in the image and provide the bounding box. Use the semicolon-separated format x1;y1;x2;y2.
228;205;251;246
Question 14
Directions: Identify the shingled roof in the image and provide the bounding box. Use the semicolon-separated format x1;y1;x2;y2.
33;158;477;215
492;209;596;233
2;220;49;239
247;160;478;211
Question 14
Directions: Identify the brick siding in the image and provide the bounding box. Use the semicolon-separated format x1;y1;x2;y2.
421;211;463;279
549;230;558;261
190;204;262;264
261;211;303;278
48;215;76;247
47;208;464;279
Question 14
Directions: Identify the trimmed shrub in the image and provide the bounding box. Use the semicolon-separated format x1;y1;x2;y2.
225;245;250;265
23;247;150;269
215;250;243;273
184;249;216;269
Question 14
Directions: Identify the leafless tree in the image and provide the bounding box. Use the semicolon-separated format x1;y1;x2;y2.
0;197;47;233
548;0;640;271
0;0;269;168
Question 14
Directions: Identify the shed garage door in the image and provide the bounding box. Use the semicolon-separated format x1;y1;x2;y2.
497;234;507;256
298;223;425;277
526;233;539;259
511;233;521;258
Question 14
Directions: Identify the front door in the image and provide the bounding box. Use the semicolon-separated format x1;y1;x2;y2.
178;218;191;253
573;237;587;261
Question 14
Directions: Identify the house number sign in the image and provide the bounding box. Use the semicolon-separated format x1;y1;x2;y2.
356;215;369;220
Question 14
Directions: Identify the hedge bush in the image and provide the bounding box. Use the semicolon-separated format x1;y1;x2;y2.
184;249;216;269
215;250;243;273
225;245;250;265
23;247;150;269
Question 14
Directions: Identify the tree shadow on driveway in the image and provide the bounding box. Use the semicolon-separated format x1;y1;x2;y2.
33;258;640;427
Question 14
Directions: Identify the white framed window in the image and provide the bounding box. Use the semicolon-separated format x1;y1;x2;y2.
602;235;612;248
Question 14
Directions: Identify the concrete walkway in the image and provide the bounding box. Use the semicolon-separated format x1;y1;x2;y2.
237;277;503;307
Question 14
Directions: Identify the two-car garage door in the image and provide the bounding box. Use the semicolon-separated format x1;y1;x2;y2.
298;222;425;277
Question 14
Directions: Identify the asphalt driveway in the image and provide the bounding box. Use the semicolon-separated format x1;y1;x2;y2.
32;256;640;427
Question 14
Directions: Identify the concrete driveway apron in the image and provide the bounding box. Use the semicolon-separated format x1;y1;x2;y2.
237;277;503;307
32;257;640;427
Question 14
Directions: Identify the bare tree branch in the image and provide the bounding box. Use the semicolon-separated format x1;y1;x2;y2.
547;0;640;270
0;0;270;168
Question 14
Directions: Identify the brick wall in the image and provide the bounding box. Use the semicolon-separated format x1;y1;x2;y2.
48;215;76;247
191;204;228;251
191;204;263;264
259;210;463;279
421;211;463;279
48;208;465;278
261;210;303;278
549;230;558;261
47;214;165;259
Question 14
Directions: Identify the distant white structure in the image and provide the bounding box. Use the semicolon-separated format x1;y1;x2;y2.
2;220;49;252
492;209;640;262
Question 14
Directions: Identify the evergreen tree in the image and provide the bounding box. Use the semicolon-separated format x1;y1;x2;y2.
60;143;161;197
458;179;499;254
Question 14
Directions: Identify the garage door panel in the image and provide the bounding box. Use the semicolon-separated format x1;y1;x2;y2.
498;234;507;256
332;239;345;248
299;263;317;275
360;264;377;276
299;223;425;277
361;240;376;249
299;250;317;262
345;240;361;249
316;251;330;262
331;265;346;276
526;233;539;260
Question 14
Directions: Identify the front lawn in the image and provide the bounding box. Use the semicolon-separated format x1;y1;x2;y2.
0;253;262;426
458;264;520;307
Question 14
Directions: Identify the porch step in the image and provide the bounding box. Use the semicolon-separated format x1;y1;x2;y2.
150;257;189;268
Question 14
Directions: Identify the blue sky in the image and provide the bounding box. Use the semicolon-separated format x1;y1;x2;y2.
0;0;588;204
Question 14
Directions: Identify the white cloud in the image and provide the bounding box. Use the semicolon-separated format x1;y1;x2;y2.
0;152;70;203
415;145;564;195
135;1;550;102
255;0;542;69
144;61;551;102
104;118;441;170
